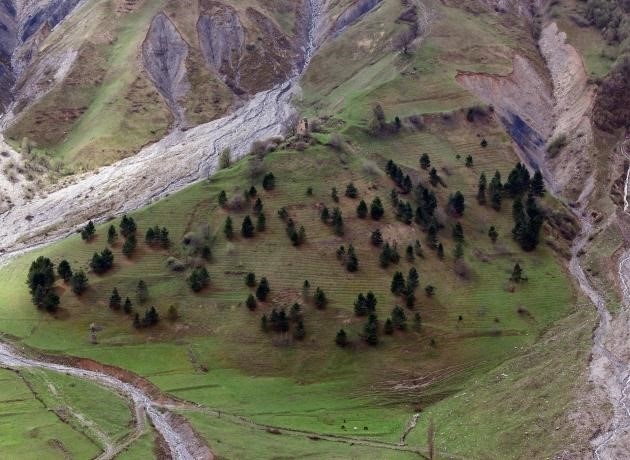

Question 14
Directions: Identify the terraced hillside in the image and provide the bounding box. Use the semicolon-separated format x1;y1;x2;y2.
1;0;630;458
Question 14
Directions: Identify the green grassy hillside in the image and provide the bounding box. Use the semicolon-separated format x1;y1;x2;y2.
0;0;603;457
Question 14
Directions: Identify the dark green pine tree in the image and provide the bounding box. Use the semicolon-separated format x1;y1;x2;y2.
391;305;407;330
510;263;523;282
123;297;133;314
223;216;234;240
110;288;122;310
488;226;498;243
477;172;487;205
218;190;228;207
364;313;379;345
437;243;444;259
391;271;406;295
420;153;431;170
241;215;255;237
294;320;306;340
354;293;368;316
335;329;348;347
57;260;73;282
107;225;118;245
452;223;464;243
346;244;359;272
314;287;327;309
253;198;263;215
371;229;383;246
384;318;394;335
332;208;344;236
530;169;545;196
246;294;257;310
357;200;368;218
256;277;270;301
370;197;384;220
345;183;358;198
245;272;256;287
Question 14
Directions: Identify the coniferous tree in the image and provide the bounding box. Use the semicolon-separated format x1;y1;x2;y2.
365;291;377;313
245;272;256;287
123;297;133;314
465;155;473;167
332;208;344;236
414;240;423;257
346;244;359;272
70;270;88;295
122;234;137;257
335;329;348;347
488;226;498;243
364;313;379;345
261;314;269;331
452;223;464;243
391;305;407;330
27;256;57;310
420;153;431;170
357;200;368;218
391;271;406;295
371;229;383;247
477;173;487;205
425;285;435;297
331;187;339;202
253;198;263;215
107;225;118;245
110;288;122;310
370;197;384;220
380;243;393;268
354;293;368;316
57;260;73;282
81;221;96;241
223;216;234;240
429;168;440;186
294;320;306;340
218;190;228;207
262;172;275;190
256;277;270;301
136;280;148;303
505;163;531;197
448;191;465;217
511;263;523;282
120;215;137;238
241;216;255;238
530;169;545;196
188;267;210;292
314;287;327;309
427;224;438;249
345;183;358;198
246;294;257;310
407;267;419;292
489;171;503;211
406;244;414;262
437;243;444;259
320;206;330;222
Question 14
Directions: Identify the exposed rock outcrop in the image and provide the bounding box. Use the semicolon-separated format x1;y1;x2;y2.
0;0;17;111
456;22;596;201
197;2;245;93
143;13;190;124
330;0;382;36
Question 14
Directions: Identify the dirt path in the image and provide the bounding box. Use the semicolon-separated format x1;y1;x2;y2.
0;341;211;459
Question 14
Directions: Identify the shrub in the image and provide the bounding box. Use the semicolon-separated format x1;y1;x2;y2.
262;172;276;190
547;134;567;158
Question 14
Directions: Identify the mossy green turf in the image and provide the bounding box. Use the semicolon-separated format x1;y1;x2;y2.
0;111;575;456
0;368;100;459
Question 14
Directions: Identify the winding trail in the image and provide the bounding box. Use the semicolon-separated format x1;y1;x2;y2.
0;341;209;459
